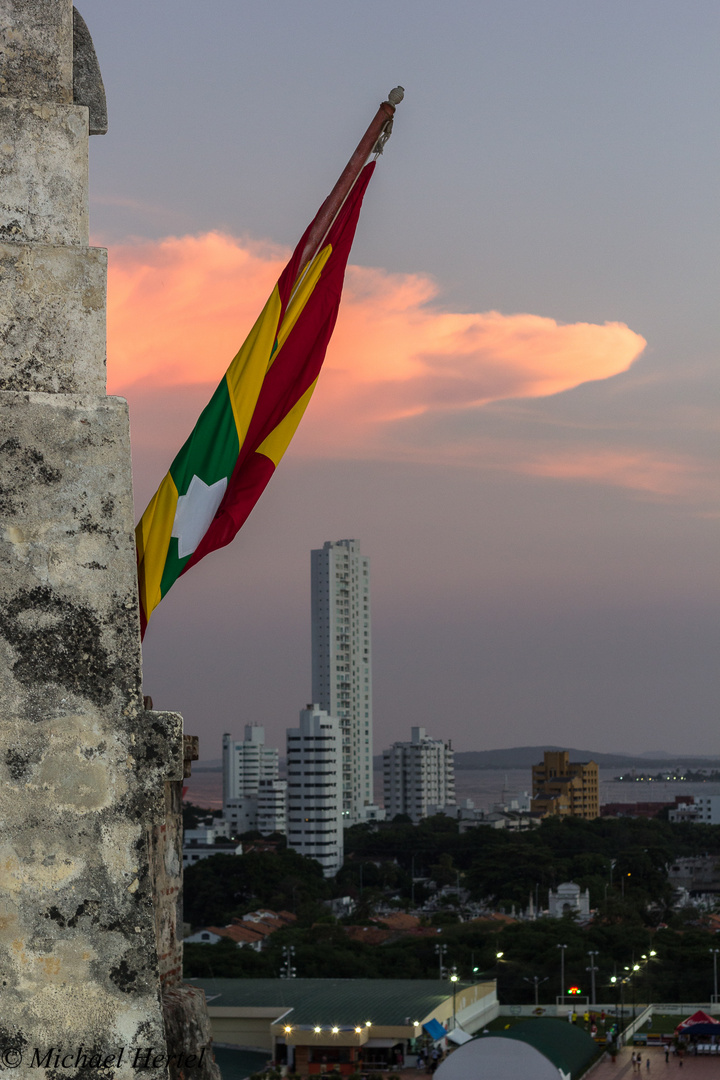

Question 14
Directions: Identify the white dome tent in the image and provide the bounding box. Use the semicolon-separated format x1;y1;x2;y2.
435;1036;568;1080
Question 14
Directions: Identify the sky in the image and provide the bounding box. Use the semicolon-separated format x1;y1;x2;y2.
80;1;719;760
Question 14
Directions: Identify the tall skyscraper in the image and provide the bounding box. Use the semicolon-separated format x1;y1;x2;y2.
383;727;455;822
286;705;343;877
311;539;372;824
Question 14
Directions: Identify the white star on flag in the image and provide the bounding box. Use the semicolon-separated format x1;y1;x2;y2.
171;474;228;559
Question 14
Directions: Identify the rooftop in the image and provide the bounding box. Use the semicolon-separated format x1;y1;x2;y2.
192;977;492;1028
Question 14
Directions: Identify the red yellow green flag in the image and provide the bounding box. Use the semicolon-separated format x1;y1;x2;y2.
136;162;376;636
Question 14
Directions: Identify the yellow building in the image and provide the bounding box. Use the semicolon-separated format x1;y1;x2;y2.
531;751;599;820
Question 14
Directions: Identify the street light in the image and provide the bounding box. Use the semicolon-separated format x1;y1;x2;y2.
434;943;448;980
630;965;640;1018
557;944;568;1002
610;975;626;1043
586;951;599;1006
523;975;549;1007
280;945;297;979
450;969;459;1028
710;949;719;1003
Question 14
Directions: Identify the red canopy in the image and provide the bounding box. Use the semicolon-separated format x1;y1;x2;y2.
675;1011;720;1033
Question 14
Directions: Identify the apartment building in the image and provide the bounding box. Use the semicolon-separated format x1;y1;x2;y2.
531;750;599;820
286;705;343;877
383;726;455;823
222;726;283;834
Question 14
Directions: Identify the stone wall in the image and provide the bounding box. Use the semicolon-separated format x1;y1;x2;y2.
0;4;208;1076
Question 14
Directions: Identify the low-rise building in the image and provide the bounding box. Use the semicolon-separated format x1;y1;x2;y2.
186;909;297;951
547;881;590;920
193;977;498;1075
182;840;243;868
184;823;230;845
602;800;677;819
667;855;720;896
434;798;536;833
669;795;720;825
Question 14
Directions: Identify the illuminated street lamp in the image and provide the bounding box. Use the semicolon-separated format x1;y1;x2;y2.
450;969;459;1028
610;975;625;1042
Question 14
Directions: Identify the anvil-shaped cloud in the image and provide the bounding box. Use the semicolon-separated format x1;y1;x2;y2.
107;232;646;465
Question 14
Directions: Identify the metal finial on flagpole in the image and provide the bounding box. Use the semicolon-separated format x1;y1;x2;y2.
298;87;405;276
373;87;404;156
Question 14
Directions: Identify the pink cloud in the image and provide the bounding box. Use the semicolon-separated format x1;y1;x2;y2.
107;231;658;490
523;447;713;498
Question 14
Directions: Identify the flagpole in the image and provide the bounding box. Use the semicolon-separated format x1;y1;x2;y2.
297;86;404;279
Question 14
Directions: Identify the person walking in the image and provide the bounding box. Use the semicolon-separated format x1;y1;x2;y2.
636;1052;642;1073
631;1051;637;1071
664;1045;669;1063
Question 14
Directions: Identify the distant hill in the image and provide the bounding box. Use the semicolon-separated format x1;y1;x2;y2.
371;746;720;770
452;746;720;770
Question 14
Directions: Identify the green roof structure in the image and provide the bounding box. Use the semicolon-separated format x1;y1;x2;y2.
191;977;466;1028
499;1019;598;1079
437;1019;598;1080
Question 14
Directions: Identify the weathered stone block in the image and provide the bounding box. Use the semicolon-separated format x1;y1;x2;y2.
0;241;107;393
0;393;141;701
150;779;184;988
0;98;88;245
0;0;73;104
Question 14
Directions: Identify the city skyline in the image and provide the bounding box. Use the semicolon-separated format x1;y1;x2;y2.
80;2;719;757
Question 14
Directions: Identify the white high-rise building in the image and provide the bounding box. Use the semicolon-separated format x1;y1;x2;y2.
223;726;278;801
383;727;455;823
257;779;287;835
286;705;343;877
222;726;282;834
311;539;372;824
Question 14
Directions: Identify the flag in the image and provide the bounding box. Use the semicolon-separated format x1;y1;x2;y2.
135;161;376;636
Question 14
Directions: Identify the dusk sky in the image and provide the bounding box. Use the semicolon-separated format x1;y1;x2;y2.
81;1;719;759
